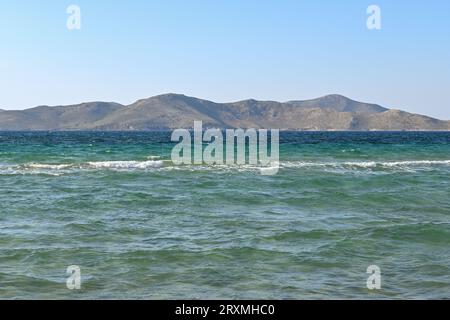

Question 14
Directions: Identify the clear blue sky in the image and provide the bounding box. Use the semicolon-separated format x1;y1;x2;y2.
1;0;449;119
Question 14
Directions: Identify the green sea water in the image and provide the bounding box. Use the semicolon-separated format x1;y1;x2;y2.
0;131;449;299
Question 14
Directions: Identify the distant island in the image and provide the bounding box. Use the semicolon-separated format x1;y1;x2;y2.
0;94;449;131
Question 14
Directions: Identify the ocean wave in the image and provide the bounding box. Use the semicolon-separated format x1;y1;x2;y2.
0;159;448;175
86;160;164;169
26;163;73;170
280;160;450;169
0;160;165;175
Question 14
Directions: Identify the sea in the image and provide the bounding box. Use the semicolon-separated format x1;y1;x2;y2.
0;131;449;299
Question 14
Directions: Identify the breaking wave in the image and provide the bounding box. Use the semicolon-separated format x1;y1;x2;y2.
86;160;164;169
280;160;450;169
0;159;449;175
0;160;165;175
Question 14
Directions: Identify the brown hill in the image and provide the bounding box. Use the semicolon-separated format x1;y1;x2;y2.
0;94;448;131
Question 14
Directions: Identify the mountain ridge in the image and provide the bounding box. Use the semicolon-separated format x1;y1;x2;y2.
0;94;448;131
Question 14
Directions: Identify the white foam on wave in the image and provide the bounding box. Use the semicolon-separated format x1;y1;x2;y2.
86;160;164;169
26;163;73;170
1;159;449;175
379;160;450;167
281;160;450;169
0;160;165;175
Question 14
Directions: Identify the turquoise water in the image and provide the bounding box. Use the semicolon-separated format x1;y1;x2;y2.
0;131;449;299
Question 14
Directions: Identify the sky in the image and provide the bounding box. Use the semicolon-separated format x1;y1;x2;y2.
0;0;449;119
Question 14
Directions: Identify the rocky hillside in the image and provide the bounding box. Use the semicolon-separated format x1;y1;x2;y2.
0;94;448;131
